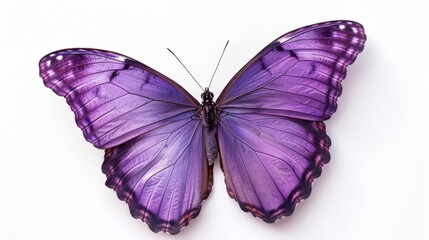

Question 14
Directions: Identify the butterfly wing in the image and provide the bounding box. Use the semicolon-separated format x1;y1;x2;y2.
39;49;199;148
39;49;212;234
102;116;212;234
216;20;366;221
217;20;366;121
218;113;330;222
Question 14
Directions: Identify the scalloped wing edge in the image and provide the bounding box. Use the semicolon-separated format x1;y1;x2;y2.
218;124;331;223
103;149;214;235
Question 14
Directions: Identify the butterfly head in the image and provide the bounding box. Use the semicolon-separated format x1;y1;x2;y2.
201;88;214;104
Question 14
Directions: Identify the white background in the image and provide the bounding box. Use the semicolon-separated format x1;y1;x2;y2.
0;0;428;239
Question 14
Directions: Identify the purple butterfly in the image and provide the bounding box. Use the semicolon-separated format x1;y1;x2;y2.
39;20;366;234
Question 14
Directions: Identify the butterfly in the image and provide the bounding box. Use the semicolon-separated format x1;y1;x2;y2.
39;20;366;234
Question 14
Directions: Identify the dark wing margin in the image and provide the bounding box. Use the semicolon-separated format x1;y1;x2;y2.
215;20;365;222
39;48;199;148
217;113;330;222
39;49;211;234
102;118;212;234
217;20;366;121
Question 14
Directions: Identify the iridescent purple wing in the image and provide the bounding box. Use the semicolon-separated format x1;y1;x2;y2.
217;20;366;121
216;21;366;221
39;49;199;148
102;117;213;234
39;49;211;234
218;113;330;222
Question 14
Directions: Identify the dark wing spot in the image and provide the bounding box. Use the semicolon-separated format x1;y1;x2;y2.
310;63;317;74
123;64;130;70
260;59;267;70
343;24;354;33
320;29;333;37
139;76;150;91
109;70;119;81
289;50;298;59
276;45;285;52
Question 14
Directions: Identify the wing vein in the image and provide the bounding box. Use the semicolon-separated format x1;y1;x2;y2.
222;115;308;171
114;118;194;190
95;108;196;147
140;120;201;212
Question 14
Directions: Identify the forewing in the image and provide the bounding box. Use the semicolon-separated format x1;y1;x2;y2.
217;112;330;222
217;20;366;121
39;48;199;148
102;116;212;234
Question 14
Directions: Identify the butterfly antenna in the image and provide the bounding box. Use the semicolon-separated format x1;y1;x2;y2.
208;40;229;89
167;48;204;91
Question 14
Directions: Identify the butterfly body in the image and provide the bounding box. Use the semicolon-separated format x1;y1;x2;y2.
200;88;219;165
39;20;366;234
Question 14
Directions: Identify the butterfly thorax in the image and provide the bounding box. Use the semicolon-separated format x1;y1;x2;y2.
201;88;218;165
201;88;218;128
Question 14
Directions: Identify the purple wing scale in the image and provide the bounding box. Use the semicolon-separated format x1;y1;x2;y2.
39;49;211;234
39;49;199;148
103;117;212;234
218;113;330;222
216;20;366;221
218;20;366;121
